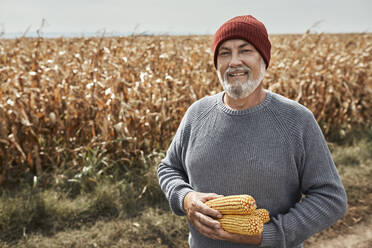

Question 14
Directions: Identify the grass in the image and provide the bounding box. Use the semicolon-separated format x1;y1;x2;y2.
0;128;371;247
0;148;170;246
12;208;189;248
304;127;372;246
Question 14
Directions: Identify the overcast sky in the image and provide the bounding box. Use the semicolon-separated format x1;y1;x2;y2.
0;0;371;37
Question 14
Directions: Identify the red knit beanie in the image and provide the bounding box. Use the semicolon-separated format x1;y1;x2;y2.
212;15;271;69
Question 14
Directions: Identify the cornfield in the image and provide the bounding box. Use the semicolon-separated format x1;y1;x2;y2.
0;33;371;183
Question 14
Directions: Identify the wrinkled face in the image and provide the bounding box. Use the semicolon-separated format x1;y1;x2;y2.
216;39;266;99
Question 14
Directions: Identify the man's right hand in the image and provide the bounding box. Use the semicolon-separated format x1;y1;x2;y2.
183;191;224;240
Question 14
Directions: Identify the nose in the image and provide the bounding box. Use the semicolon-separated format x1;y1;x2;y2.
229;52;242;67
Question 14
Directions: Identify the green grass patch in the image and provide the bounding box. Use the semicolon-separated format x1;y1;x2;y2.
1;128;371;247
0;150;168;245
14;208;189;248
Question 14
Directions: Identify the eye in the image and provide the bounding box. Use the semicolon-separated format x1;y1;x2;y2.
241;49;252;53
218;50;230;56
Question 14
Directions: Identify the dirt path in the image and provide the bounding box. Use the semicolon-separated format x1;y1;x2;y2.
309;216;372;248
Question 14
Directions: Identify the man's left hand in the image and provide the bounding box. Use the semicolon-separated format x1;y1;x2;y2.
215;228;262;245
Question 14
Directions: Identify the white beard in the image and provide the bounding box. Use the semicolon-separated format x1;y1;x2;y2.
217;59;266;99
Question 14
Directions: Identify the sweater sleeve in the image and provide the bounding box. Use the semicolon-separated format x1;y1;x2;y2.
157;108;194;216
261;111;348;248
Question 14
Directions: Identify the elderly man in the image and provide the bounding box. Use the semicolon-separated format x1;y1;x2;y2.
157;15;347;248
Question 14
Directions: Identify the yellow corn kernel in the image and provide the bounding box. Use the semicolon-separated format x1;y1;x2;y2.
205;195;256;215
253;209;270;224
219;215;263;235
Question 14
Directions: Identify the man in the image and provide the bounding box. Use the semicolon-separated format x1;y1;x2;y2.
157;15;347;248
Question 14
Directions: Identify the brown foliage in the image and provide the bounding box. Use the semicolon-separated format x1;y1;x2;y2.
0;33;371;182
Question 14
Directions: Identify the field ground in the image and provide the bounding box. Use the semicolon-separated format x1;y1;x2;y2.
305;137;372;247
0;33;371;247
1;130;371;248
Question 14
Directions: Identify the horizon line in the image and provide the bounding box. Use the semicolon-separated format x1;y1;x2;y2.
1;30;371;39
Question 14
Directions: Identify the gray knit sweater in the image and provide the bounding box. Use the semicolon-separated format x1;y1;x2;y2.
157;91;347;248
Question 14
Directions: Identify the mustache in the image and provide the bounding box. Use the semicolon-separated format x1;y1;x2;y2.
225;65;251;74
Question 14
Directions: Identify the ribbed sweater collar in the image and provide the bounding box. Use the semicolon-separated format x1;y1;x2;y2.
216;90;272;116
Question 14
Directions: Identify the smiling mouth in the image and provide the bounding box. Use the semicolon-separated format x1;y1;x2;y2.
228;71;248;77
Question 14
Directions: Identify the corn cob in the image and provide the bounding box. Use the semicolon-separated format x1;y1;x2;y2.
219;215;263;235
205;195;256;215
253;209;270;224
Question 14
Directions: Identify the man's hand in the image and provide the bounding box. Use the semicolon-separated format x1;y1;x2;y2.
183;191;262;245
183;191;224;240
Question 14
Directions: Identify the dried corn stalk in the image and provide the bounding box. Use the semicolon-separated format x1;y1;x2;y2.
0;33;371;183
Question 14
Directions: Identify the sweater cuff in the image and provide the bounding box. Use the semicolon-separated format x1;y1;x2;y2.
171;187;194;216
260;223;282;247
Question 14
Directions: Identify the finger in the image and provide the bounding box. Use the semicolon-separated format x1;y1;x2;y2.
215;227;262;244
212;226;247;242
214;226;233;239
198;202;223;219
193;219;221;240
195;211;221;229
201;193;224;202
